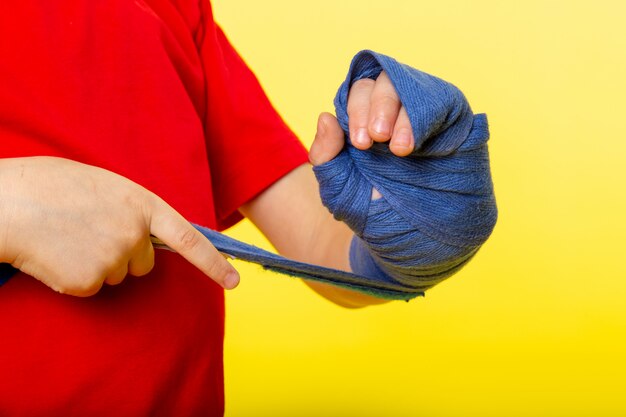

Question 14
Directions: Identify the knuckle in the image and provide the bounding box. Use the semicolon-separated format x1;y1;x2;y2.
105;275;124;286
372;94;400;112
347;80;375;113
397;111;412;125
125;226;147;249
397;108;411;125
395;126;414;138
67;275;103;297
205;256;230;282
134;262;154;277
130;256;154;277
121;188;145;214
78;284;102;297
347;100;370;118
103;246;127;268
124;187;153;225
175;228;201;253
72;262;109;294
352;78;375;91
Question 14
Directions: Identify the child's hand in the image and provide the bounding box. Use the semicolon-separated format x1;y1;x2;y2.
310;70;413;164
310;70;407;200
310;69;410;165
0;156;239;296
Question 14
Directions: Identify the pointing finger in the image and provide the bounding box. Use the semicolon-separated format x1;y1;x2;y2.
148;196;239;289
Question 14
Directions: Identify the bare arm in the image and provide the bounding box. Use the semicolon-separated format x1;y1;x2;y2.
240;71;413;307
239;161;389;308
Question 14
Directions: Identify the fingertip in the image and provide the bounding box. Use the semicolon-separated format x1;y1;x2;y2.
389;143;414;157
389;127;414;156
223;270;240;290
369;117;393;142
201;249;240;290
318;111;335;127
351;128;372;149
310;112;345;166
390;108;415;156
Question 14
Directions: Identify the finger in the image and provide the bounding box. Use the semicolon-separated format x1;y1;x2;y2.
309;112;345;166
347;78;375;149
389;106;415;157
368;71;401;142
70;280;104;297
104;263;128;286
128;238;155;277
148;198;240;289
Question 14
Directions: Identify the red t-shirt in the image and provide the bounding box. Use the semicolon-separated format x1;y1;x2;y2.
0;1;308;415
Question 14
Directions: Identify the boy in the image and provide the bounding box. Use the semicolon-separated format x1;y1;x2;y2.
0;0;414;415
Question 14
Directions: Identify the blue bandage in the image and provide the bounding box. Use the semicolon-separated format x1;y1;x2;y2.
314;50;497;292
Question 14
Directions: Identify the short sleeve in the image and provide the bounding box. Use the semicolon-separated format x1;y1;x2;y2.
198;14;309;231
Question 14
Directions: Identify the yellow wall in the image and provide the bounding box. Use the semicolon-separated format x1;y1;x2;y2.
212;1;626;415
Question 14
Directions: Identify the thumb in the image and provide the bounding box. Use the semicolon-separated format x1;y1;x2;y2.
309;112;345;166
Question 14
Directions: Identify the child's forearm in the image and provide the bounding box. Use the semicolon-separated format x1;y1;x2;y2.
239;163;389;308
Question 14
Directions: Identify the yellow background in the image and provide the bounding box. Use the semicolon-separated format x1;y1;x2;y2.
212;0;626;415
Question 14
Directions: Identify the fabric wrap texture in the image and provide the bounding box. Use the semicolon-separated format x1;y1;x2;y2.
0;50;496;300
313;50;497;294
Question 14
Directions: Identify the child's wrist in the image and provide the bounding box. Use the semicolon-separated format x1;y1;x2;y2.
348;234;391;282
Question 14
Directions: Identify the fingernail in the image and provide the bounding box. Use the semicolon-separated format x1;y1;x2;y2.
372;118;391;138
394;129;413;149
354;128;371;147
224;271;240;290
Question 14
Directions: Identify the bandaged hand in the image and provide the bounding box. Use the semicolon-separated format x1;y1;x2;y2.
310;69;408;160
310;51;497;293
309;70;405;201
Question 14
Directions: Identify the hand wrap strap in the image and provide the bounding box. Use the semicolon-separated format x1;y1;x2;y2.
0;50;496;300
313;50;497;292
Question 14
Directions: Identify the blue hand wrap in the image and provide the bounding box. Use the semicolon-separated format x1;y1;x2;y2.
0;50;496;300
314;50;497;292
